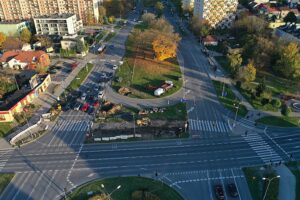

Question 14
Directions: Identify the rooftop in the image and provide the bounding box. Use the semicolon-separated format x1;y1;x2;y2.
0;50;46;63
34;13;76;20
0;88;32;111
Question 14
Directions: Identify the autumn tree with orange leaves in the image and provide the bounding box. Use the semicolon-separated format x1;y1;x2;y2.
152;33;180;61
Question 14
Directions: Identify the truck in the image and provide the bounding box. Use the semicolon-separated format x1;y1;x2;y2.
154;81;174;96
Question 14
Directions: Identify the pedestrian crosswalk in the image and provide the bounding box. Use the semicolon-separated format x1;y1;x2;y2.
243;132;282;164
189;119;230;133
0;149;14;172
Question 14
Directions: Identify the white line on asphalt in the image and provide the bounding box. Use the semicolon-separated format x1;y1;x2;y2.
206;170;214;200
11;172;32;200
40;170;58;200
26;171;45;200
231;168;242;200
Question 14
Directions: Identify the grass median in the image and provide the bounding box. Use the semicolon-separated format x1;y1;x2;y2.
256;116;300;127
0;173;14;195
212;80;248;117
0;123;13;138
67;176;183;200
66;63;93;92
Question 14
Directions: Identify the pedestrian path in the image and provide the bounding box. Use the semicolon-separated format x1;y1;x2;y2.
189;119;230;133
243;132;282;164
0;149;14;172
46;120;89;147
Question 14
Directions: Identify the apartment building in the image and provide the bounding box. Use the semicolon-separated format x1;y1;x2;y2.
0;0;100;24
193;0;238;28
34;14;83;35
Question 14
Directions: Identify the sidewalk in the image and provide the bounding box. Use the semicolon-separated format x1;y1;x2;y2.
276;165;296;200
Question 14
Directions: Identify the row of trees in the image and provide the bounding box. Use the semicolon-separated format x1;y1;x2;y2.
132;13;181;61
0;28;32;50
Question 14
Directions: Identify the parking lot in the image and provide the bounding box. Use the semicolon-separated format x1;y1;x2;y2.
162;168;252;200
49;59;79;83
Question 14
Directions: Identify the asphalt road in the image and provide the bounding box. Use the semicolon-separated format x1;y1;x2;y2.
0;2;299;200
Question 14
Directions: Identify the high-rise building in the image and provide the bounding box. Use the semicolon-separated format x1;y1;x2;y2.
193;0;238;28
0;0;101;24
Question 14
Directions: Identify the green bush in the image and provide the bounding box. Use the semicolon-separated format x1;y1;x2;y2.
271;98;281;108
281;104;292;116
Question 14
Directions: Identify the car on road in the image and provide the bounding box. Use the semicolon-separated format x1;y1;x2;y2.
104;72;113;78
93;85;100;91
112;65;118;70
215;185;225;200
228;183;238;197
98;91;104;99
81;93;87;100
74;102;81;111
93;100;100;107
81;103;89;112
87;106;94;115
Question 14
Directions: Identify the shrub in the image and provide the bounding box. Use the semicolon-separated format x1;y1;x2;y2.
261;98;270;105
271;98;281;108
281;104;292;116
236;80;242;89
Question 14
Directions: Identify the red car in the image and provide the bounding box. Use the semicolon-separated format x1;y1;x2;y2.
93;100;100;107
81;103;89;112
215;185;225;200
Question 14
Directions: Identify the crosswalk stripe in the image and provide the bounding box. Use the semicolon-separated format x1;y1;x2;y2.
189;120;230;133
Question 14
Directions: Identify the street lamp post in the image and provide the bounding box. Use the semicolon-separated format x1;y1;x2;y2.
133;113;136;138
262;175;280;200
233;102;241;127
101;184;121;200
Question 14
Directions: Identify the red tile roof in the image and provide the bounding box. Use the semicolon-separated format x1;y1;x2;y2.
203;35;217;43
0;51;46;63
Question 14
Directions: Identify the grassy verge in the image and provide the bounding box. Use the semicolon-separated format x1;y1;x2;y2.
256;116;300;127
112;21;183;99
0;173;14;195
212;80;248;117
243;167;279;200
291;170;300;200
66;63;93;92
104;32;117;42
0;123;13;138
67;176;183;200
147;103;187;121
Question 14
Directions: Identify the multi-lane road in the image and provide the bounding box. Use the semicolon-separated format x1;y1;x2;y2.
0;2;300;200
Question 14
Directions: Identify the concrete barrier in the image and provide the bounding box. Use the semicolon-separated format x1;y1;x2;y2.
94;134;142;142
10;124;38;146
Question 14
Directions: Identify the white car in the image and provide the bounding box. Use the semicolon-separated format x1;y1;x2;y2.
112;65;118;70
98;91;104;99
81;93;87;100
74;103;81;111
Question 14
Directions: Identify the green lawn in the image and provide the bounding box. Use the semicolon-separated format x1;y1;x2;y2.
112;24;183;99
243;167;279;200
67;176;183;200
0;123;13;138
147;103;187;121
104;32;117;42
0;173;14;195
256;116;300;127
212;80;248;117
66;63;93;92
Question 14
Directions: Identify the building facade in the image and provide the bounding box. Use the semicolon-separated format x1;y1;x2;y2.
0;0;100;24
34;14;83;35
193;0;238;28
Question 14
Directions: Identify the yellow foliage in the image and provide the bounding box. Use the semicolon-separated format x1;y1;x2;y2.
152;34;178;61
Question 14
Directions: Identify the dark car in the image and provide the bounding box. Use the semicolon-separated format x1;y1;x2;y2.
228;183;238;197
215;185;225;200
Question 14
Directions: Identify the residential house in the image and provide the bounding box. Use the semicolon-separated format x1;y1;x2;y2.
202;35;218;46
0;51;50;70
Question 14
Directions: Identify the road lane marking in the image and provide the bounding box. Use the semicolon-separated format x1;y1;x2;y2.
206;170;214;200
26;171;45;200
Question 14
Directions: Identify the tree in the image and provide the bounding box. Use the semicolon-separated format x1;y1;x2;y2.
284;11;297;23
20;28;32;43
108;16;115;23
238;61;256;83
271;98;282;109
227;50;242;77
190;17;211;37
155;2;164;17
2;36;22;50
274;43;300;78
98;6;106;24
281;104;292;116
35;64;48;74
32;35;52;48
255;77;266;97
152;33;180;61
150;17;173;33
0;32;6;49
142;13;156;25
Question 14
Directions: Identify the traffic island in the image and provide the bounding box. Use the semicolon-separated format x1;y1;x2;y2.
243;166;279;200
87;102;188;143
255;116;300;127
67;176;183;200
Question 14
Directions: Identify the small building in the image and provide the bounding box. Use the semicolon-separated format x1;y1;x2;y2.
0;51;50;70
34;13;83;36
0;73;51;122
0;21;32;36
60;35;85;50
202;35;218;46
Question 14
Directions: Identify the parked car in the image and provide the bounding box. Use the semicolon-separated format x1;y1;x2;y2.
228;183;238;197
81;103;89;112
215;185;225;200
112;65;118;70
93;100;100;107
98;91;104;99
81;93;87;100
74;102;81;111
